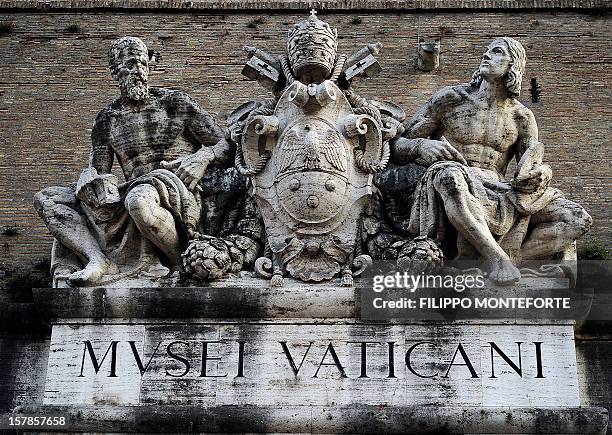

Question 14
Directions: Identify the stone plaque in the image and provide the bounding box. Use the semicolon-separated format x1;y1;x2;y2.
44;321;579;408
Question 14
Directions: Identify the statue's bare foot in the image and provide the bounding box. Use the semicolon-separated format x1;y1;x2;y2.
487;258;521;285
69;257;119;286
143;259;171;278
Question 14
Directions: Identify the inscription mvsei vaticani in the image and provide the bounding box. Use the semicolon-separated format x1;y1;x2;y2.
77;339;546;380
44;324;579;406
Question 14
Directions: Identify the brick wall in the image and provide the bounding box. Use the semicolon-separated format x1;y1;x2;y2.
0;5;610;268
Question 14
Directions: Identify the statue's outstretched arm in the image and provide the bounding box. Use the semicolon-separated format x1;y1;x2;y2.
184;95;234;168
404;97;441;140
390;88;465;166
161;93;234;189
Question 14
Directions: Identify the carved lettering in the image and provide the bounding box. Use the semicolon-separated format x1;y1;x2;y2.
443;344;479;379
129;340;162;376
347;341;379;378
387;341;397;378
280;341;314;376
313;342;347;378
406;341;439;378
534;342;546;378
166;341;190;378
79;340;118;378
199;341;227;378
489;342;522;378
237;340;246;378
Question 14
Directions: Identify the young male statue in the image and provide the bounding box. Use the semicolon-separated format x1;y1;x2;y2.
392;37;592;284
34;37;232;286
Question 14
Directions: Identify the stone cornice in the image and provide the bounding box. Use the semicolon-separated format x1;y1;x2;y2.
0;0;610;11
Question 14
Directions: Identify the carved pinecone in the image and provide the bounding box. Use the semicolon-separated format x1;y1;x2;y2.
396;236;444;273
183;236;234;281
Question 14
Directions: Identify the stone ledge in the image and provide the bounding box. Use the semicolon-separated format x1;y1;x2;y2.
0;0;609;11
9;405;609;434
33;285;359;319
32;275;571;320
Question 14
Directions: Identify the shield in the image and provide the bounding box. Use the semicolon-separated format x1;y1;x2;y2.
240;80;383;281
274;118;349;224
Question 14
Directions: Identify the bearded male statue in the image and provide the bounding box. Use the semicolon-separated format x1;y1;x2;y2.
34;37;233;286
391;37;592;284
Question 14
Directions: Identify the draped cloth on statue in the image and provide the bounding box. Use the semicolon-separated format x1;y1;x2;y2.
407;161;562;254
52;169;201;281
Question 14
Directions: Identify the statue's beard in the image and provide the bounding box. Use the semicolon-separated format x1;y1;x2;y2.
120;74;149;102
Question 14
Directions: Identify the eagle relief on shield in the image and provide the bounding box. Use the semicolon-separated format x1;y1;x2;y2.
235;10;393;286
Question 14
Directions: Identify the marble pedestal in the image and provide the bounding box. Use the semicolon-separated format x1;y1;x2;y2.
21;276;609;434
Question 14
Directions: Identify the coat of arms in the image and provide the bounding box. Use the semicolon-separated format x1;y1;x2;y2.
234;10;392;286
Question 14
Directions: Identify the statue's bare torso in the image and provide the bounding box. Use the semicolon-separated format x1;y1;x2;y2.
422;84;534;177
91;88;222;180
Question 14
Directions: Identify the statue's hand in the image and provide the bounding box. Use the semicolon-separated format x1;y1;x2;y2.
414;138;467;166
512;164;552;193
161;147;215;191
